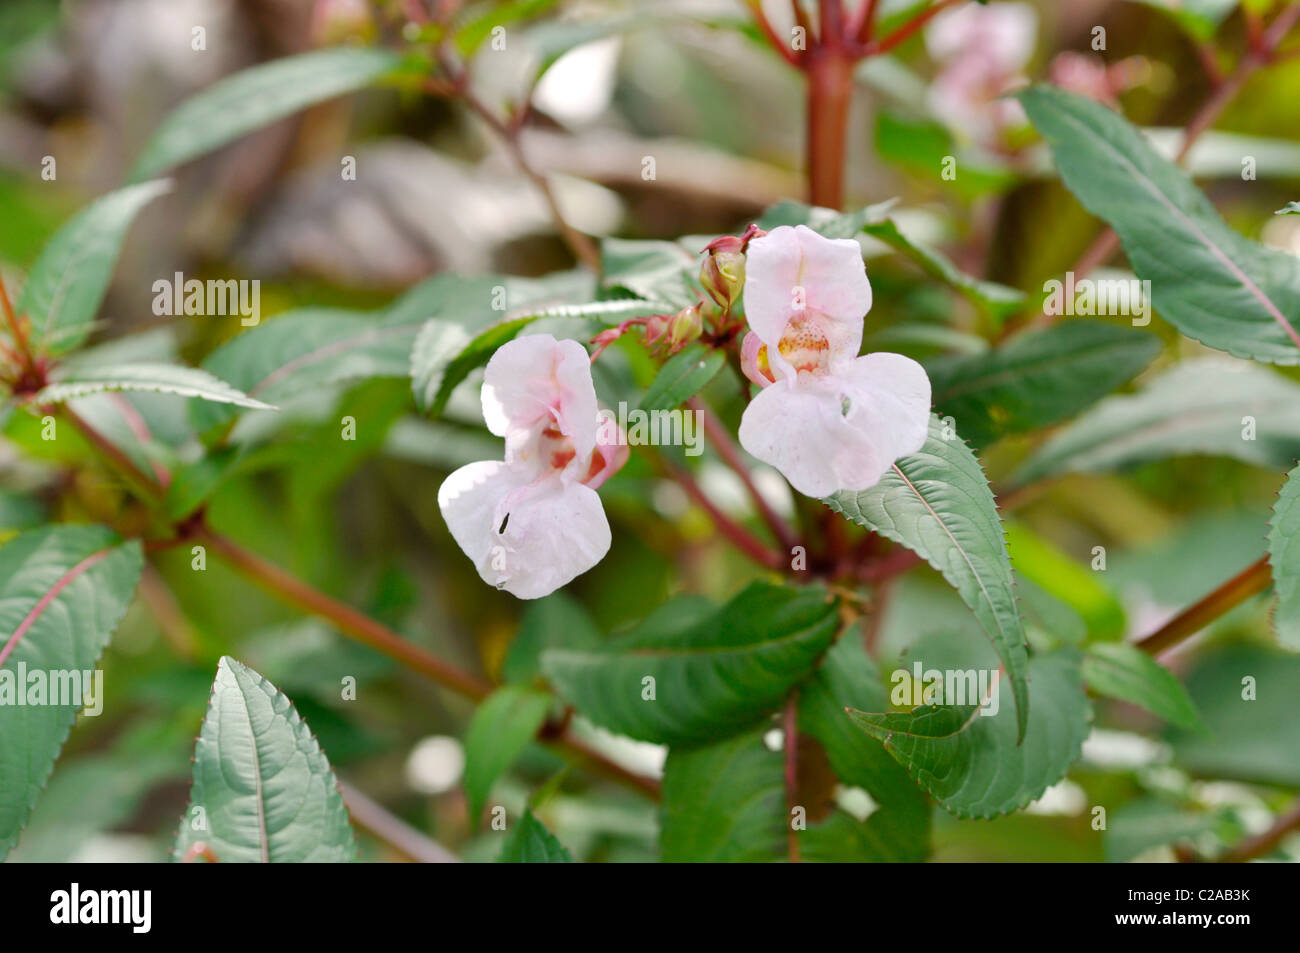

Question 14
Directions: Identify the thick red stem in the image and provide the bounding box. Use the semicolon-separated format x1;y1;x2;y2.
805;48;854;209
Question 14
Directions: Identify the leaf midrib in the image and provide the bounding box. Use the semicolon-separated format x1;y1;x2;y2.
1049;97;1300;352
0;546;114;670
885;460;1025;736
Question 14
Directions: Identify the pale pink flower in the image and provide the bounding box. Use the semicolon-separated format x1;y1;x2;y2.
925;2;1037;145
737;225;931;499
437;334;625;599
1048;52;1152;108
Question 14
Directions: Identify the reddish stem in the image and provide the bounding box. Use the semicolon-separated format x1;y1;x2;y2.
660;458;786;570
689;398;799;553
1133;556;1272;656
1218;796;1300;862
851;0;881;44
805;46;854;208
745;0;802;66
864;0;961;56
199;526;662;799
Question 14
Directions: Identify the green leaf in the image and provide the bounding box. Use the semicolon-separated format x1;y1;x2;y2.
1268;463;1300;651
858;217;1025;323
659;728;785;862
1019;84;1300;365
826;415;1030;741
502;591;603;685
17;180;170;355
1083;643;1202;729
1169;643;1300;787
600;238;700;309
874;111;1015;198
1106;798;1226;863
35;362;273;409
497;810;573;862
455;0;560;56
848;652;1091;819
130;48;405;181
174;657;356;863
541;583;839;746
413;298;657;416
0;525;143;859
463;686;552;823
797;637;931;861
1275;201;1300;216
191;308;405;432
927;321;1161;447
637;343;726;414
1012;357;1300;485
194;274;499;432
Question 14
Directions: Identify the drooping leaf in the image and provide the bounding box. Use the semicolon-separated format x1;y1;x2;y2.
797;637;931;861
462;686;552;823
1020;84;1300;365
1082;642;1202;729
1268;463;1300;651
827;415;1030;741
927;320;1161;447
16;180;170;355
858;217;1025;323
174;657;356;863
848;652;1091;819
497;809;573;862
0;525;143;859
1013;357;1300;485
541;583;839;746
35;362;273;410
637;342;726;414
659;728;785;862
130;48;406;180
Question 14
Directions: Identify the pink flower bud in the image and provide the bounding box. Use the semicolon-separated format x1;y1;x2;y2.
700;247;747;312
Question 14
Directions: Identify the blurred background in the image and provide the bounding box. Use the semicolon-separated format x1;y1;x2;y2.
1;0;1298;862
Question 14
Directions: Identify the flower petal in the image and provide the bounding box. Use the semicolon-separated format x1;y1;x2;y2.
926;2;1037;72
739;331;775;388
437;461;611;600
737;352;931;498
743;225;871;377
481;334;598;461
438;459;528;575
